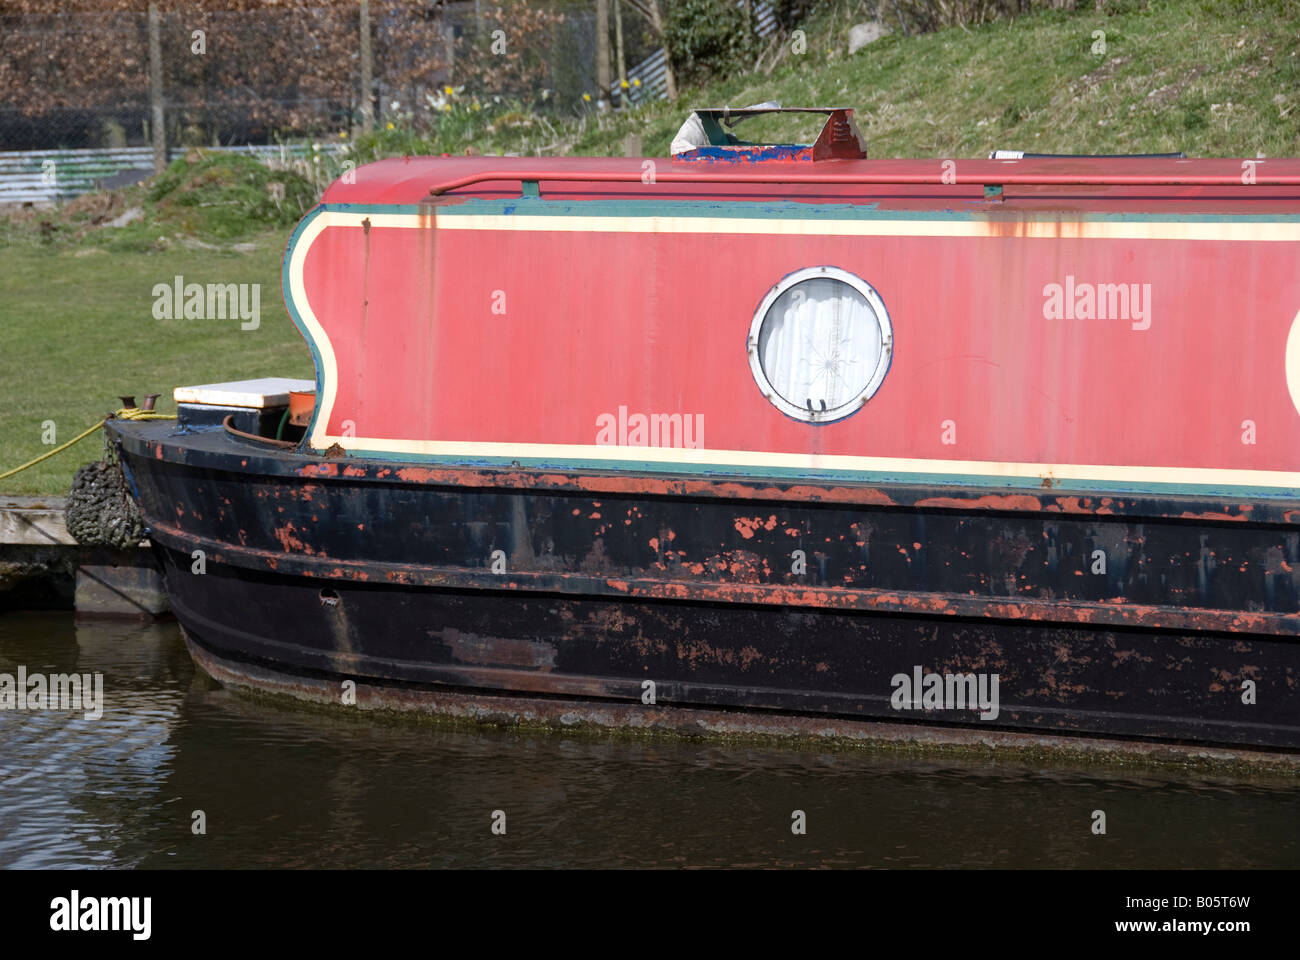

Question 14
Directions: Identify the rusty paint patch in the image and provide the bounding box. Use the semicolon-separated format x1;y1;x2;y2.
443;627;557;670
273;523;314;555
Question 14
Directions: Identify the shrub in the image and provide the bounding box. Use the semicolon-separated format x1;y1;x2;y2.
664;0;764;87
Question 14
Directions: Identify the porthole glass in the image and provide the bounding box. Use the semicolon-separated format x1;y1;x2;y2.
748;266;893;423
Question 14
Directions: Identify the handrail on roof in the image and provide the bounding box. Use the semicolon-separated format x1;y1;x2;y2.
427;167;1300;196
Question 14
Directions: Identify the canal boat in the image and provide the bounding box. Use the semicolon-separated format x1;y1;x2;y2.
108;107;1300;755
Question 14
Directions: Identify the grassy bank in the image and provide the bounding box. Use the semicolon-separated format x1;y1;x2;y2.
350;0;1300;160
2;0;1298;495
0;152;317;495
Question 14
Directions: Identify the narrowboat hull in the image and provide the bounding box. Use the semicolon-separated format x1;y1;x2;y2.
106;141;1300;757
110;418;1300;753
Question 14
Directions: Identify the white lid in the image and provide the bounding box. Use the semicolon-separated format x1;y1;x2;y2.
173;377;316;409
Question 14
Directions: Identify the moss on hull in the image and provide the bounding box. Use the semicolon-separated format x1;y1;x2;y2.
190;635;1300;786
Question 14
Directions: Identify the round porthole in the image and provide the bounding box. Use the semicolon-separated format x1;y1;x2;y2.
747;266;893;423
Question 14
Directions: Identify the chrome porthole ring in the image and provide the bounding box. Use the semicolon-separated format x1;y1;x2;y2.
747;265;893;424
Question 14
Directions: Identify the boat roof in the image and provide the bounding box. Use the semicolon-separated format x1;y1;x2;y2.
320;154;1300;213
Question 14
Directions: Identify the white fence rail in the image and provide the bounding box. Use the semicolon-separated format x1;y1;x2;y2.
0;143;341;204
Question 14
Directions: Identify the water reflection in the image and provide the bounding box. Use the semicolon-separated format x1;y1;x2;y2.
0;613;1296;869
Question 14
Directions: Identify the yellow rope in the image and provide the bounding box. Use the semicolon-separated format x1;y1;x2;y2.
0;408;177;481
114;408;177;422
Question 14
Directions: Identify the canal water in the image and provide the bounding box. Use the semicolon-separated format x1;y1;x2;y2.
1;611;1296;869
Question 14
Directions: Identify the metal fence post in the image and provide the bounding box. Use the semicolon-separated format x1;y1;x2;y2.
148;3;166;172
360;0;374;132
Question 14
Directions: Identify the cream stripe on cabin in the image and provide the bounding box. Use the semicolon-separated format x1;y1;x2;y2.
306;437;1300;491
288;213;340;447
341;210;1300;242
286;210;1300;491
1287;308;1300;424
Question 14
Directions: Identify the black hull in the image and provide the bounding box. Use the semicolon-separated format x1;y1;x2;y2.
111;420;1300;755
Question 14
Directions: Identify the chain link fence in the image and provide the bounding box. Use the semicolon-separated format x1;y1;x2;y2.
0;1;661;153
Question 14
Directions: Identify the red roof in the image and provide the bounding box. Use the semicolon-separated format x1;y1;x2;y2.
321;154;1300;213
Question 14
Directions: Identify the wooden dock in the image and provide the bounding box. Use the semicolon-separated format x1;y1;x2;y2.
0;496;168;617
0;496;75;546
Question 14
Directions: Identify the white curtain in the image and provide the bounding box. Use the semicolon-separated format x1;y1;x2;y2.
759;278;881;414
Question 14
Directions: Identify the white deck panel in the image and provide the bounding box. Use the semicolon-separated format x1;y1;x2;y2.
173;378;316;409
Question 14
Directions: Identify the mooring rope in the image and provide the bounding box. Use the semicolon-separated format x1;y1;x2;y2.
0;407;177;549
0;408;176;482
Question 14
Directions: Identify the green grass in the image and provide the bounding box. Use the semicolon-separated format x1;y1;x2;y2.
3;0;1299;494
0;234;313;495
